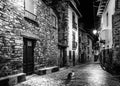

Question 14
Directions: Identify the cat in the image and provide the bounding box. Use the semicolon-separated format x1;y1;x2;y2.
65;70;75;85
67;71;75;80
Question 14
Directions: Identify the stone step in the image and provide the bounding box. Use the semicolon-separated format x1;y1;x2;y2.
0;73;26;86
35;66;59;75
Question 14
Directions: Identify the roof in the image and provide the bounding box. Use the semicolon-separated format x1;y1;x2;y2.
68;0;82;17
74;0;80;5
97;0;110;16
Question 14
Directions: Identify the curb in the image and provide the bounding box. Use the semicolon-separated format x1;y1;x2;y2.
0;73;26;86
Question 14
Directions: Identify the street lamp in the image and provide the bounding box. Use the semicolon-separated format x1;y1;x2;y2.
93;29;97;35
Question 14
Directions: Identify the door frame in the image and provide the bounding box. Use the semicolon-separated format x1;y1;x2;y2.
23;38;36;75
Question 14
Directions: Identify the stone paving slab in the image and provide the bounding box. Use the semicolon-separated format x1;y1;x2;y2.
15;63;120;86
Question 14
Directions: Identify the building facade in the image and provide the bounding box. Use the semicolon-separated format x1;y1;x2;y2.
0;0;60;77
78;26;93;63
97;0;120;73
87;35;94;62
67;0;82;66
42;0;82;67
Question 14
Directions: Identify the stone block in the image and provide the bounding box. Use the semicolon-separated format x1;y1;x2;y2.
8;76;18;86
46;69;51;74
17;73;26;83
0;73;26;86
36;69;46;75
51;66;59;73
0;78;9;86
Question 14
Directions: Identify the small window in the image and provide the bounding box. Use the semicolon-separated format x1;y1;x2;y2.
72;31;75;42
72;12;77;29
116;0;120;9
52;15;56;27
72;12;75;25
27;41;32;46
69;51;71;59
106;12;108;26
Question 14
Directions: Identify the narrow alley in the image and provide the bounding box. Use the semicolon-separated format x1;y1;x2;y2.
1;0;120;86
15;63;120;86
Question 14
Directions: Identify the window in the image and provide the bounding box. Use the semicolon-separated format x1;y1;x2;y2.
24;0;36;20
52;15;56;27
72;31;75;42
72;31;77;49
72;12;75;24
69;51;71;59
25;0;34;14
106;12;108;26
116;0;120;9
72;12;77;29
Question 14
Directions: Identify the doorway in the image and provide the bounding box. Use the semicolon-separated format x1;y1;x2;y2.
23;38;35;75
73;51;75;66
60;48;67;67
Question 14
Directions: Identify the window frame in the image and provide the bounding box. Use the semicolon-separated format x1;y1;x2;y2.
24;0;37;21
51;14;56;28
106;12;108;26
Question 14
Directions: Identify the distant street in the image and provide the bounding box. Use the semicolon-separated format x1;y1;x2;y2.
15;63;120;86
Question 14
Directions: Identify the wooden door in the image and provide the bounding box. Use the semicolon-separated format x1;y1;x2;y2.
73;51;75;66
23;38;35;75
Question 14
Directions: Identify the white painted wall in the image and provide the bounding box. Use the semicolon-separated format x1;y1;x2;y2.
99;0;115;49
67;5;79;62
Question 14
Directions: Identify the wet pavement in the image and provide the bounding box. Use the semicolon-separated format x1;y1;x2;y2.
15;63;120;86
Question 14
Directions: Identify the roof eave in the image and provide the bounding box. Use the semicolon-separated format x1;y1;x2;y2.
68;1;82;17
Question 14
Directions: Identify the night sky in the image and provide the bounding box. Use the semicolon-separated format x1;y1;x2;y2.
78;0;100;41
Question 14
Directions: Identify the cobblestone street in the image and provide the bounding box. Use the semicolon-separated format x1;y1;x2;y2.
15;63;120;86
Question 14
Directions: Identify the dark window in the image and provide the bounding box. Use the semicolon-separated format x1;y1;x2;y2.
106;12;108;26
72;12;75;24
52;15;56;27
69;51;71;59
72;12;77;29
116;0;120;9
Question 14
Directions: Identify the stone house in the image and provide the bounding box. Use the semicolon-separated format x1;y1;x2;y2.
43;0;82;67
78;22;94;63
66;0;82;66
78;27;88;63
97;0;120;73
0;0;60;77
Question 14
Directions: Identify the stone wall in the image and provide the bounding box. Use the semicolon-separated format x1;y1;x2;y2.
0;0;60;77
112;11;120;62
107;10;120;73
